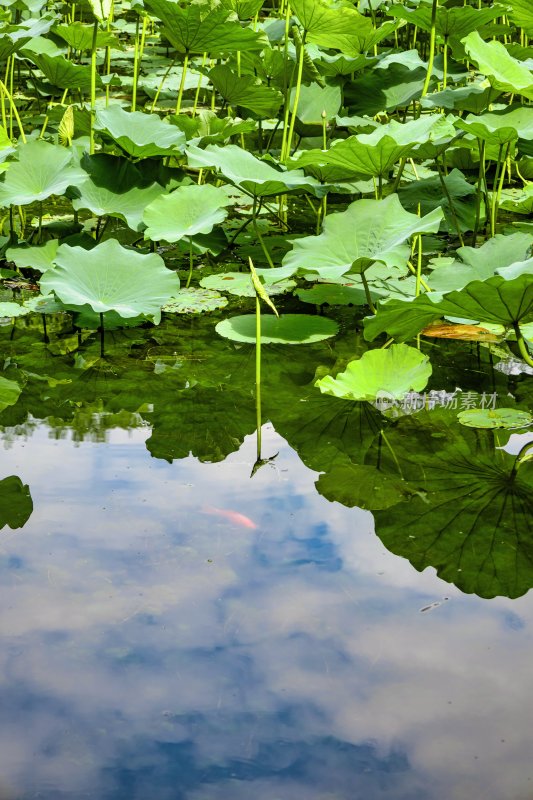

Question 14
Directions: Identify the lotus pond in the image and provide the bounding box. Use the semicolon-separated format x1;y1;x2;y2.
1;0;533;796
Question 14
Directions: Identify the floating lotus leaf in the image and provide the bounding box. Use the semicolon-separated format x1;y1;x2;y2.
365;274;533;342
275;195;443;281
40;239;180;324
215;314;338;344
0;140;86;207
316;463;407;511
462;31;533;101
186;144;321;198
6;240;59;272
201;271;295;298
0;475;33;530
162;288;228;314
208;65;282;119
143;0;265;55
369;409;533;599
0;375;21;412
0;302;31;318
73;179;169;232
457;408;533;429
23;294;64;314
143;184;231;243
94;106;186;159
316;344;432;402
296;283;376;306
499;184;533;216
455;106;533;144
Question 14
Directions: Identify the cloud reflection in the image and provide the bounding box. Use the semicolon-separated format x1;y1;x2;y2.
0;424;532;799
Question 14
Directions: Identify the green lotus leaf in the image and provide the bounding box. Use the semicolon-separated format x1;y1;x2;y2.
276;194;443;282
499;184;533;216
6;240;59;272
364;274;533;342
200;271;295;298
427;232;533;292
162;288;228;314
0;140;86;207
462;31;533;101
23;294;64;314
455;106;533;144
215;314;338;344
186;144;321;198
457;408;533;429
53;21;119;51
0;15;55;61
296;283;380;306
73;179;170;232
219;0;264;19
422;80;501;114
316;344;432;402
143;184;232;242
0;475;32;530
369;409;533;599
292;0;397;54
290;115;454;179
0;375;21;412
143;0;265;55
390;4;502;40
289;82;342;125
22;49;99;90
94;106;186;159
399;168;478;234
208;65;282;119
39;239;180;324
316;463;407;510
506;0;533;37
0;302;31;318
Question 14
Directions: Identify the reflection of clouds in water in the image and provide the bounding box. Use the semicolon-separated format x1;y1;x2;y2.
0;425;533;799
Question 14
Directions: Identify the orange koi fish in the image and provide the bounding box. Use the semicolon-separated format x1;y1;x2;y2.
203;506;257;529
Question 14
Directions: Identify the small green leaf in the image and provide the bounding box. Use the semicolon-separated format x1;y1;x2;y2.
316;344;432;402
457;408;533;429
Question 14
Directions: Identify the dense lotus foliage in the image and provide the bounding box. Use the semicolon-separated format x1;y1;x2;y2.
0;0;532;594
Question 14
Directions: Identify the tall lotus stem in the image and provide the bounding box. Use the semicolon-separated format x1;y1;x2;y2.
255;292;262;461
490;141;511;236
283;26;306;160
420;0;438;99
0;79;26;142
89;18;99;154
472;138;485;245
175;51;189;115
513;322;533;368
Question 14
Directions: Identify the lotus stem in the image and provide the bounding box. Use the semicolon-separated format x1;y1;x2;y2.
420;0;438;100
150;56;177;112
255;294;262;460
472;138;486;245
175;51;189;115
491;141;511;236
186;238;194;288
513;322;533;368
89;18;99;154
284;26;306;159
0;79;26;142
252;198;275;268
99;312;105;358
436;157;464;246
361;272;376;314
192;53;207;116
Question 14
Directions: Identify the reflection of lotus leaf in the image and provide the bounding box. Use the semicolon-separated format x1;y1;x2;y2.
369;409;533;599
0;375;21;412
0;475;33;530
145;386;257;463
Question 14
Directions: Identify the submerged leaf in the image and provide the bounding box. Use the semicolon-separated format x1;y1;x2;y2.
216;314;338;344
